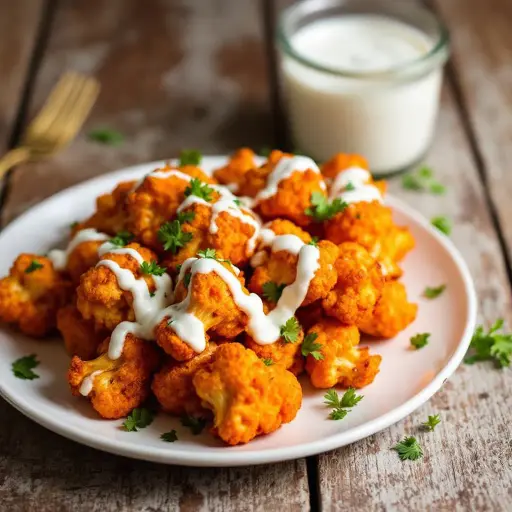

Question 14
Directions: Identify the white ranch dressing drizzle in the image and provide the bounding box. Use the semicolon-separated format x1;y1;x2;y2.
329;166;383;204
254;155;326;203
48;228;110;271
79;370;103;396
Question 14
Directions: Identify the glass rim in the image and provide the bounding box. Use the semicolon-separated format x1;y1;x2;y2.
277;0;450;80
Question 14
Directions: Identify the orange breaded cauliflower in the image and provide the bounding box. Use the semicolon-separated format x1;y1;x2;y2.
324;201;414;279
68;334;160;419
77;243;160;332
57;305;107;360
305;319;381;389
193;343;302;445
358;280;418;338
126;165;215;250
250;239;338;306
296;300;325;332
66;238;106;285
239;150;326;227
155;261;248;361
0;254;71;337
213;147;257;191
152;342;218;416
322;242;383;325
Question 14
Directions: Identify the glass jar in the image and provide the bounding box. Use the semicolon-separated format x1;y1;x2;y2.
277;0;450;176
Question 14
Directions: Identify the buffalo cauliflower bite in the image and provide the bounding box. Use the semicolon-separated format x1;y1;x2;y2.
68;334;160;419
322;242;384;325
66;239;106;285
57;305;107;360
152;342;218;416
192;343;302;445
213;148;257;191
155;261;248;361
358;280;418;338
76;243;160;332
305;319;382;389
0;254;71;337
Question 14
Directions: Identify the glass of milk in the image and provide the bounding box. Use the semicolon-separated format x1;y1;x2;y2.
277;0;450;176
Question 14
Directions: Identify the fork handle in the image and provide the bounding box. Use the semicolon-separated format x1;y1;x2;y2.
0;147;31;179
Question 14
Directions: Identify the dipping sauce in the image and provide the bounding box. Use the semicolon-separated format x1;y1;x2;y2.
278;1;449;175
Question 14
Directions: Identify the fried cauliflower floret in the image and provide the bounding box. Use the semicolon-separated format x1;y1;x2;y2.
76;243;159;331
213;148;257;191
152;342;218;416
358;281;418;338
126;165;215;250
155;261;248;361
324;201;414;278
68;334;160;419
322;242;384;325
261;219;312;243
193;343;302;445
305;319;381;389
0;254;71;337
296;300;325;332
66;239;106;285
81;181;135;235
249;239;338;306
57;305;107;360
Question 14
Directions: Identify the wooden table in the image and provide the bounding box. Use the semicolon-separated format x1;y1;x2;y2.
1;1;511;510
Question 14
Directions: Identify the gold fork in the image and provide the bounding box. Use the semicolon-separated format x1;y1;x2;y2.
0;72;100;178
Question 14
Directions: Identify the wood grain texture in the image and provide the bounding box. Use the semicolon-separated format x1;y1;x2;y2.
0;1;310;510
316;86;512;511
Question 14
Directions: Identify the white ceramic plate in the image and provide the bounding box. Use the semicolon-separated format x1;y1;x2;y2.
0;157;477;467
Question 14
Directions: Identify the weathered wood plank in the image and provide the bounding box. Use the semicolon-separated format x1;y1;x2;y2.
317;85;512;510
0;1;310;510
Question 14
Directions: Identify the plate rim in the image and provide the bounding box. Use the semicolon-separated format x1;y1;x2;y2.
0;157;478;467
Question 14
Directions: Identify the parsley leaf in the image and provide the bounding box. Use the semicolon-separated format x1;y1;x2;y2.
158;220;193;253
393;436;423;461
305;192;347;222
161;430;178;442
345;181;356;191
233;199;242;207
140;260;166;276
184;178;213;202
339;388;364;408
422;414;441;432
181;415;207;435
88;127;124;146
401;174;424;191
330;408;349;420
122;408;155;432
301;332;324;360
324;388;363;420
109;231;134;247
402;166;445;195
197;248;217;259
465;319;512;368
308;237;319;247
12;354;40;380
280;317;300;343
430;182;446;195
424;284;446;299
431;216;452;236
418;166;433;179
262;358;274;366
183;273;192;288
262;281;286;303
25;260;43;273
179;149;202;167
176;211;195;224
410;333;430;349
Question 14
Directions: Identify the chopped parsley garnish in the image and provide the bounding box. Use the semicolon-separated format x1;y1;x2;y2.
430;182;446;194
393;436;423;461
465;319;512;368
122;408;155;432
301;332;323;360
12;354;40;380
179;149;202;167
431;216;452;236
424;284;446;299
280;317;300;343
422;414;441;432
25;260;43;273
158;220;193;253
109;230;134;247
176;210;195;224
308;237;319;247
233;199;242;207
410;333;430;349
183;273;192;288
181;415;207;435
161;430;178;442
88;127;124;146
150;291;156;297
324;388;363;420
262;358;274;366
345;181;356;191
197;248;217;259
402;166;445;195
184;178;213;202
305;192;347;222
140;260;166;276
262;281;286;303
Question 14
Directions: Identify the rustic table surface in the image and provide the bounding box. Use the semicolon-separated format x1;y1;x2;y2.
0;1;511;510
